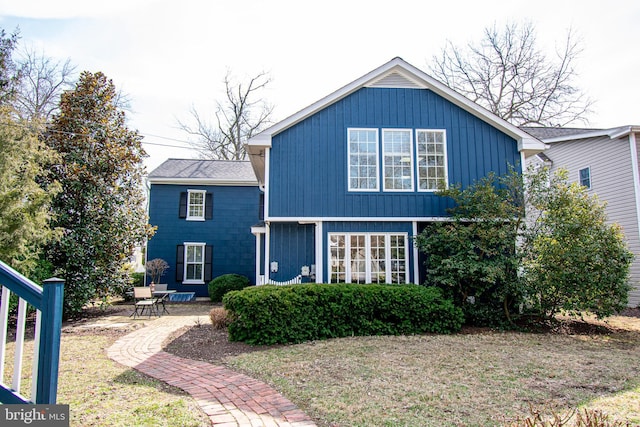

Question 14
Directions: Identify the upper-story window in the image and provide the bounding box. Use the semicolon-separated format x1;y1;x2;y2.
579;167;591;189
348;129;379;191
382;129;413;191
416;130;447;191
187;190;206;220
179;190;212;220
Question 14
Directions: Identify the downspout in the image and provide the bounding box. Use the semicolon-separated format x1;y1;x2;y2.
629;133;640;242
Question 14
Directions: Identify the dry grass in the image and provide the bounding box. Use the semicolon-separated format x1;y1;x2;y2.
225;315;640;427
2;307;211;427
209;306;230;329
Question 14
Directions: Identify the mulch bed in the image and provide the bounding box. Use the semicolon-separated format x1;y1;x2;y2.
163;308;640;365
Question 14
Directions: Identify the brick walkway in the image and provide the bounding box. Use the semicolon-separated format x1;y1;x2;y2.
107;315;317;427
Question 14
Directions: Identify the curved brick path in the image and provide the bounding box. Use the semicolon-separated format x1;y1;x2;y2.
107;315;317;427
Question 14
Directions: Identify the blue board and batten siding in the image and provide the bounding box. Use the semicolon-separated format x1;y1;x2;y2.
268;87;521;218
146;184;260;296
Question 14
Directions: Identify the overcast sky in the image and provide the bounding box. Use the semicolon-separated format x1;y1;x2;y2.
1;0;638;171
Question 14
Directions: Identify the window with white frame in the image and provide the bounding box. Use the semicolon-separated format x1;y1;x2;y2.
187;190;206;220
348;128;379;191
579;167;591;189
184;243;206;283
416;130;447;191
328;233;408;284
383;129;413;191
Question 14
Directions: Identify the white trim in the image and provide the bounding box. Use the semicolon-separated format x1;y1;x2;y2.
315;221;323;283
382;128;414;192
247;58;543;148
415;129;448;192
629;133;640;243
186;189;206;221
347;128;380;192
538;125;640;144
327;232;409;284
266;216;453;222
264;222;271;280
147;178;258;186
264;148;270;219
254;232;262;285
578;166;592;189
183;242;206;284
412;221;419;285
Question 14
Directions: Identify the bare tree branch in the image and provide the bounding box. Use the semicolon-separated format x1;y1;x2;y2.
429;22;593;127
14;45;77;121
177;70;274;160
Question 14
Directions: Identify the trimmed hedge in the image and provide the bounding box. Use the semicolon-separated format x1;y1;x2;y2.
223;283;464;345
208;274;251;302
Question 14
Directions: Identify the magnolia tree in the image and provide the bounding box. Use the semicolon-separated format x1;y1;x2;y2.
46;71;155;317
416;167;632;326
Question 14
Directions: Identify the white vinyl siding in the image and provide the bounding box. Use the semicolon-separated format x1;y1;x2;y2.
348;129;379;191
541;134;640;306
328;233;408;284
382;129;413;191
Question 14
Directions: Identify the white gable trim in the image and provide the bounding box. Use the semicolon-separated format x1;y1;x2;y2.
247;57;546;154
540;126;640;143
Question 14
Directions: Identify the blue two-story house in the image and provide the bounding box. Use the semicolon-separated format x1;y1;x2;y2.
146;159;261;296
246;57;545;286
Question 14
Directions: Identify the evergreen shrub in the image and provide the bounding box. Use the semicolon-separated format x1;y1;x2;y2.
223;283;464;345
208;274;251;302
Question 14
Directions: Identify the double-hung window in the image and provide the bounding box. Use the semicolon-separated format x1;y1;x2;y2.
183;243;206;283
187;190;206;220
416;130;447;191
348;129;379;191
579;167;591;189
329;233;408;284
382;129;413;191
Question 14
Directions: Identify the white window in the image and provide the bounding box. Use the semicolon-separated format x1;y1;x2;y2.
579;167;591;189
184;243;206;283
383;129;413;191
328;233;408;284
187;190;206;220
348;128;379;191
416;130;448;191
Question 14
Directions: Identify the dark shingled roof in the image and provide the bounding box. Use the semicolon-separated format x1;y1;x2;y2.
148;159;257;182
520;127;602;140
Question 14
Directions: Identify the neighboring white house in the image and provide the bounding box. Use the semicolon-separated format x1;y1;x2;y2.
523;125;640;307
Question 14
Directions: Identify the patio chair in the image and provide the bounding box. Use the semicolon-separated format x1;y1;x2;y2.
132;286;159;319
153;283;170;315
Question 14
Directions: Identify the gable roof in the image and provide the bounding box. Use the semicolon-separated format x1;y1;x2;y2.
522;125;640;143
246;57;547;182
148;159;258;185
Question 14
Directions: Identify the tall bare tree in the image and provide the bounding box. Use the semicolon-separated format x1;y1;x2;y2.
178;70;274;160
429;22;593;127
14;46;77;121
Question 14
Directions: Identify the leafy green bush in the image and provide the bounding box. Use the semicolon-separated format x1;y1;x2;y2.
208;274;251;302
223;283;464;345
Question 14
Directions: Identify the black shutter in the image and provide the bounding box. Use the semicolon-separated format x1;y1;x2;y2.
205;193;213;220
204;245;213;282
179;192;187;218
176;245;184;281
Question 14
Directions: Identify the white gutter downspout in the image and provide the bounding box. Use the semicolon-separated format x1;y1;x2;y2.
629;133;640;242
412;222;419;284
